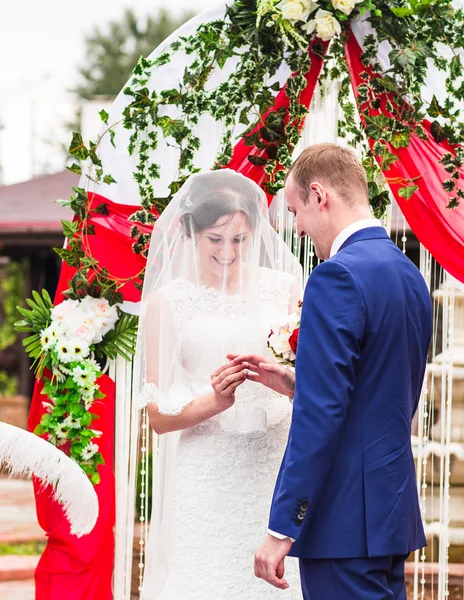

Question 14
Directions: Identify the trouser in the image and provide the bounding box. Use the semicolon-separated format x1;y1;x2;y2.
299;554;409;600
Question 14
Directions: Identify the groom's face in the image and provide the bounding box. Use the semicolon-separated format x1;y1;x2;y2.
285;175;329;259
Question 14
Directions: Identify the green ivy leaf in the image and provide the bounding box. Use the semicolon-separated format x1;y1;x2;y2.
391;130;410;149
365;115;391;140
68;132;89;161
430;120;447;143
428;95;445;119
398;185;419;200
379;150;398;170
61;220;79;238
54;247;82;268
103;174;117;185
66;163;83;176
248;155;267;166
99;109;109;125
93;204;109;216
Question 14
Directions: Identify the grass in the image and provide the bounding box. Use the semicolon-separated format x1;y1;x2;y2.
0;541;46;556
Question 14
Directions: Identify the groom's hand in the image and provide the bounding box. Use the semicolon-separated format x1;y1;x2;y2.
227;354;295;398
254;534;293;589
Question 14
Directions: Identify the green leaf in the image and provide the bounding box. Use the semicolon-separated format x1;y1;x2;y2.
157;116;189;140
96;311;139;361
93;203;109;216
66;163;83;176
90;473;101;486
364;115;391;140
378;150;398;170
390;130;410;149
103;174;117;185
447;197;460;209
99;109;109;124
398;185;419;200
430;121;447;144
248;155;267;166
33;425;46;436
428;95;445;119
68;132;89;161
54;248;81;268
62;220;79;238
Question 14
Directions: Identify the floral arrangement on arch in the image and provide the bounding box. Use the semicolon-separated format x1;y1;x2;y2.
15;291;137;484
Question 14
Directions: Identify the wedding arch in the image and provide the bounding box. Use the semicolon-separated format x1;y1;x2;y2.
23;1;464;599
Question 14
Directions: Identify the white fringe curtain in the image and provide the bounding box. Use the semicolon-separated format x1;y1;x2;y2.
111;81;464;600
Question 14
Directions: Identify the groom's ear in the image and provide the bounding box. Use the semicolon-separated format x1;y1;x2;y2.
310;182;327;210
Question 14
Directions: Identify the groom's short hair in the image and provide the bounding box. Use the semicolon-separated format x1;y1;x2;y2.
287;143;369;205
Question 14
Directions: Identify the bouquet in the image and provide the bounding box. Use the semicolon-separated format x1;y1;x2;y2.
15;291;138;484
268;301;302;367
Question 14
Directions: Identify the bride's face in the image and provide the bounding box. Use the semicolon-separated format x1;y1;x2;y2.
196;212;251;279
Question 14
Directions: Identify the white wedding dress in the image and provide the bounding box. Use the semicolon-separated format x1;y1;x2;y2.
142;267;301;599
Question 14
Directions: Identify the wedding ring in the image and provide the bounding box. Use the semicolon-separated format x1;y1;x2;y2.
243;369;249;377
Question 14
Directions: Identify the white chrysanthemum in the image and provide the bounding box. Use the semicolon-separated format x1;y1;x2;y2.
81;442;99;461
55;423;69;440
63;416;81;430
303;9;342;40
332;0;362;16
72;365;98;388
57;340;90;364
51;299;80;322
40;327;55;351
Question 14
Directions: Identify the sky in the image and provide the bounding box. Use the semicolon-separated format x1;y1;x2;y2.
0;0;210;186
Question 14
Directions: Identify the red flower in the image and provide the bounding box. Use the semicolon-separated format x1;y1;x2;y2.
289;327;299;353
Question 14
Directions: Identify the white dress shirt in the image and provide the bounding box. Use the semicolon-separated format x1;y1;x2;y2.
268;219;382;544
330;218;382;258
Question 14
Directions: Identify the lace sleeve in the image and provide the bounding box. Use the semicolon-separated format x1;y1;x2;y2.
134;382;195;415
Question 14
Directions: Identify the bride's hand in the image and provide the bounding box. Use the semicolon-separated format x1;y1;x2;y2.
211;361;247;410
227;354;295;399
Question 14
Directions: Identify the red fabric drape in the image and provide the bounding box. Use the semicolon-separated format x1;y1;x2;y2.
30;195;149;599
346;33;464;284
29;375;115;600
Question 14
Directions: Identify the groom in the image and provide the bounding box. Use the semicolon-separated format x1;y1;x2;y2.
231;143;432;599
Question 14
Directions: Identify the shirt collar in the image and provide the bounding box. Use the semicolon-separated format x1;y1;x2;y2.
330;219;382;258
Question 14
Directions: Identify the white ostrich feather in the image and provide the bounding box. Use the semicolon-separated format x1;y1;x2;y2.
0;422;99;537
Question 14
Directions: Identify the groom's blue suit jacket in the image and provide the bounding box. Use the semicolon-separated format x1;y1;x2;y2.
269;227;432;559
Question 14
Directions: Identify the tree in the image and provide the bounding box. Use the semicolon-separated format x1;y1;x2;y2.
74;8;194;100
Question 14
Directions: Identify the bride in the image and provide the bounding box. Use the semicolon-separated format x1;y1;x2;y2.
135;169;302;599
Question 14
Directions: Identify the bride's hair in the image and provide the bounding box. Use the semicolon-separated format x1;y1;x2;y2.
180;171;260;238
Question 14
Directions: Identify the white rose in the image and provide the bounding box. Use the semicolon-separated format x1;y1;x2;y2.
278;0;313;23
303;9;342;40
92;299;119;334
51;299;79;322
269;332;292;357
79;296;118;336
332;0;361;16
64;318;100;345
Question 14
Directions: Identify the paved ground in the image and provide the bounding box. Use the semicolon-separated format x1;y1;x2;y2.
0;478;45;544
1;478;463;600
0;578;35;600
